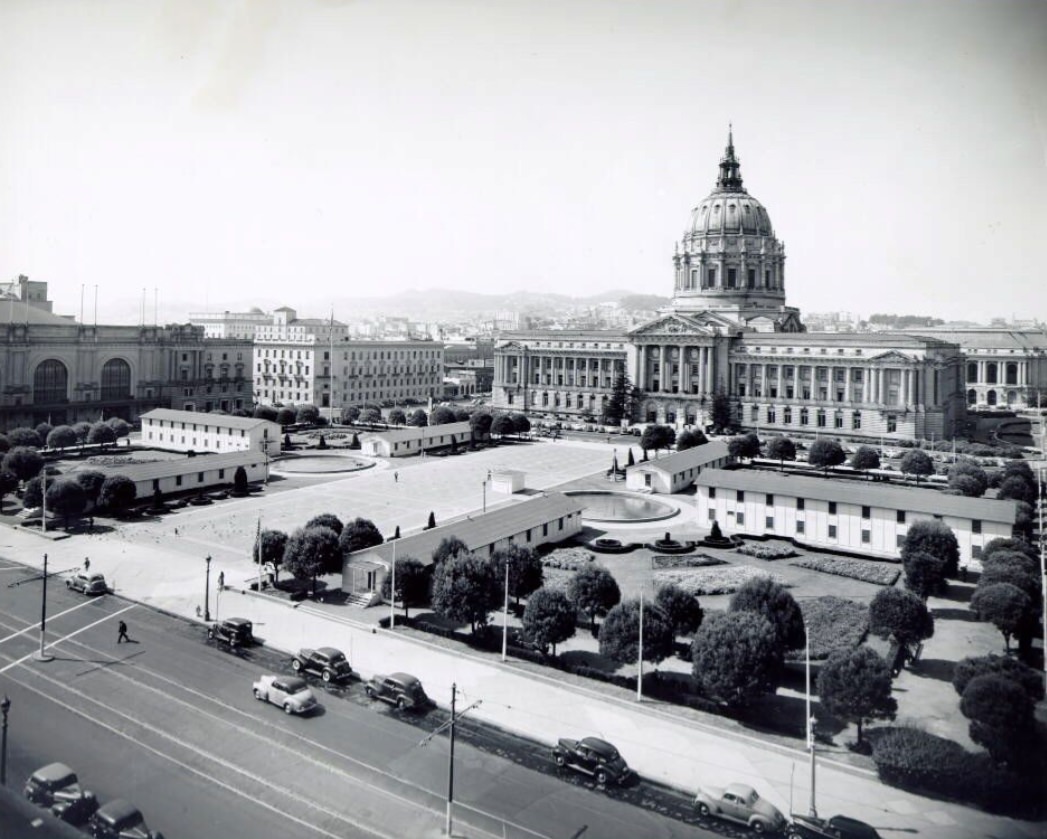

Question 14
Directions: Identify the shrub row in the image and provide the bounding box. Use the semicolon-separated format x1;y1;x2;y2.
871;727;1044;818
791;556;901;586
736;543;797;560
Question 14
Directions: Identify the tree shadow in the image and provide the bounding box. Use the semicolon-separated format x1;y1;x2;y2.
934;581;974;603
908;657;956;683
559;650;619;673
931;607;979;622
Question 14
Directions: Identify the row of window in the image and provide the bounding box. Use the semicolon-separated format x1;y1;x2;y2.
258;347;439;361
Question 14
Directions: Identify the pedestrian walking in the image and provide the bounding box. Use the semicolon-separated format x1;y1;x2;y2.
394;471;399;483
117;620;130;644
83;557;90;572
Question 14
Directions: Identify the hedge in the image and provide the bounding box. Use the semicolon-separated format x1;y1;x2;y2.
791;556;900;586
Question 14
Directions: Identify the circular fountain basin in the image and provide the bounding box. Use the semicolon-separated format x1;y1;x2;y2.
565;490;678;523
271;453;375;474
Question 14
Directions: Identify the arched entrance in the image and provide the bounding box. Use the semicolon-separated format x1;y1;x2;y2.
966;388;977;405
33;359;68;404
101;358;132;401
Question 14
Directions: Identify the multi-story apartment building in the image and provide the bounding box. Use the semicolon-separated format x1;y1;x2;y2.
188;309;272;340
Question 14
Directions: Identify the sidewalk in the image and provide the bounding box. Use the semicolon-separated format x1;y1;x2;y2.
1;439;1043;839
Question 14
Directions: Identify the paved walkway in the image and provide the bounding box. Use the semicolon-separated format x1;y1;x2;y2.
2;439;1043;839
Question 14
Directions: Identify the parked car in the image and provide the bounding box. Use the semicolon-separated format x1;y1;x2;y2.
24;763;98;824
88;798;163;839
292;647;353;684
789;813;882;839
252;674;318;715
364;672;429;710
66;572;108;596
552;737;631;785
207;617;254;647
694;782;787;834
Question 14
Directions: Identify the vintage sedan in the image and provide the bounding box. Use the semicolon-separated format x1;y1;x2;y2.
252;675;318;715
66;572;108;596
789;813;882;839
364;672;430;711
552;736;631;785
694;782;787;834
24;763;98;824
88;798;164;839
291;646;353;684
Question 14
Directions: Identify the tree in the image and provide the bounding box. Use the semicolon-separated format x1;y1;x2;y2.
640;425;675;455
952;654;1045;702
655;583;704;637
275;407;297;426
710;391;733;432
87;422;117;447
603;367;637;425
282;526;339;593
431;551;501;634
971;583;1031;652
729;576;806;650
72;422;92;445
341;406;361;424
728;433;760;461
339;517;384;555
0;434;8;453
849;445;880;478
869;587;934;650
903;550;947;598
901;520;960;578
432;536;468;566
304;513;342;536
676;428;709;451
690;611;782;707
407;409;428;427
380;556;429;618
44;479;87;527
982;538;1037;564
359;408;383;425
453;407;471;422
349;433;360;450
253;528;289;583
521;588;576;655
74;470;107;507
948;460;988;497
765;436;797;471
0;470;18;506
8;428;43;449
431;406;456;425
997;475;1036;505
491;544;543;606
817;646;897;745
35;423;53;443
106;417;131;439
960;674;1035;764
491;414;514;438
233;466;249;495
98;475;137;516
426;511;437;529
469;411;493;441
899;449;934;484
22;476;44;509
388;408;407;427
253;404;279;422
46;426;78;451
2;446;44;482
510;413;531;435
599;599;674;665
807;439;846;473
296;404;320;425
568;564;621;633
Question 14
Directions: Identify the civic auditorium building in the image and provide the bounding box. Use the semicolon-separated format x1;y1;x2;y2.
492;131;1044;443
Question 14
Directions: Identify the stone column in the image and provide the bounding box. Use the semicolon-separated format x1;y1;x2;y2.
777;363;784;400
910;367;918;405
680;346;690;393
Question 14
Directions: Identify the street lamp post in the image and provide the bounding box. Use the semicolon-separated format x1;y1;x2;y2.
501;554;511;662
482;479;487;514
804;618;817;817
204;555;212;622
0;695;9;785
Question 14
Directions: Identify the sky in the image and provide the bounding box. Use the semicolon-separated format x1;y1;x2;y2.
1;0;1044;325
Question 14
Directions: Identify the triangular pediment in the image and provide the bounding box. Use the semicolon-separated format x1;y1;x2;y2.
869;350;914;363
628;312;719;338
497;340;529;351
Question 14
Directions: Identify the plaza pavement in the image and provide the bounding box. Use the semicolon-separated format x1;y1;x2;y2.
1;439;1043;839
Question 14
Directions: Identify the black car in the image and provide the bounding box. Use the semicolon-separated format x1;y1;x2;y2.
24;763;98;824
789;814;882;839
88;799;163;839
552;736;631;785
207;617;254;647
292;647;353;683
364;672;430;710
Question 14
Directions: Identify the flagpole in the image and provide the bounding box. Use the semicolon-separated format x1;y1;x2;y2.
636;588;644;701
255;516;263;591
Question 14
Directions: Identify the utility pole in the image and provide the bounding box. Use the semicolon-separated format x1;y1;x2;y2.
418;683;481;836
636;587;644;701
34;554;53;662
805;618;817;817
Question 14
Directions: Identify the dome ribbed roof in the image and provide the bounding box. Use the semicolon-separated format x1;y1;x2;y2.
685;128;774;237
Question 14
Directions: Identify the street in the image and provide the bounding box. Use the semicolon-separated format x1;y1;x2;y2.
0;563;711;839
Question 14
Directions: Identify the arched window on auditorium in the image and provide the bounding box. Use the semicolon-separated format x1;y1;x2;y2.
101;358;132;400
966;362;978;383
986;363;998;384
967;389;977;405
1005;363;1018;385
33;359;68;404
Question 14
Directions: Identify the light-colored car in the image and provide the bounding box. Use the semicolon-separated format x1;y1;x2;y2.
66;572;108;596
694;782;787;833
252;674;318;715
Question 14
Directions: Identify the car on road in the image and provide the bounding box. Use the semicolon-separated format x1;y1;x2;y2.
24;763;99;824
694;782;787;833
292;646;353;684
364;672;429;710
253;674;318;715
552;737;631;785
207;617;254;648
87;798;164;839
66;572;108;596
788;813;882;839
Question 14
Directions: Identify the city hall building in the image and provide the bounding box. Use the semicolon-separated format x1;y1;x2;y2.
493;131;973;443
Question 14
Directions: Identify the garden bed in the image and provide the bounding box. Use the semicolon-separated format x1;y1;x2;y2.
651;554;726;570
736;542;797;560
540;546;595;571
653;566;786;596
790;556;900;586
788;595;869;660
